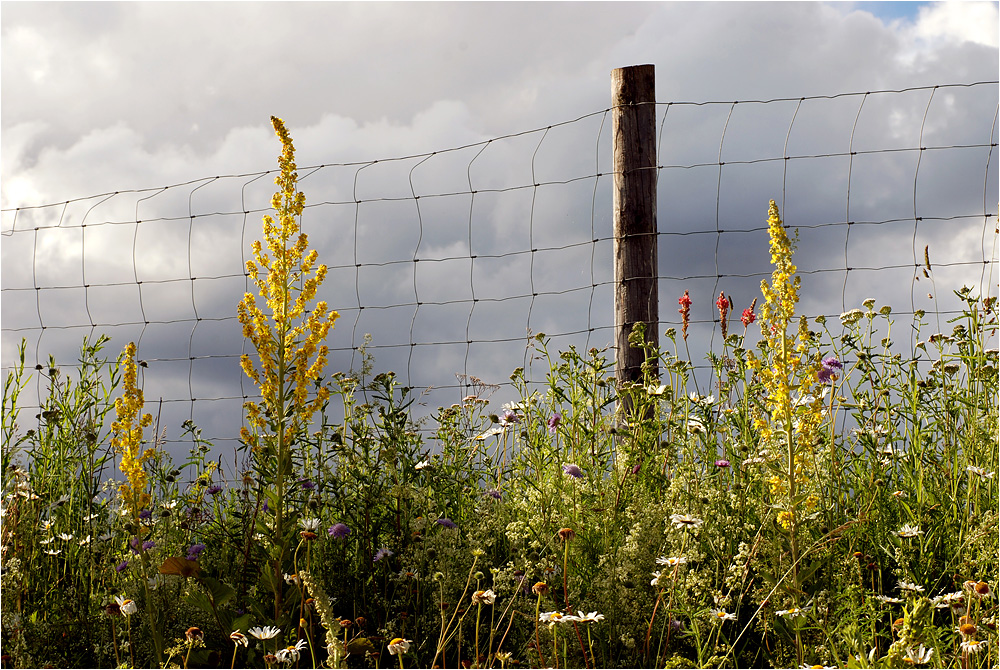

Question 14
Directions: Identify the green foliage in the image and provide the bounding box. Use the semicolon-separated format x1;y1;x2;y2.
3;288;995;668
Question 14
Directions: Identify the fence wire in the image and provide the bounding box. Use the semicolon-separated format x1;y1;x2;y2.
2;81;997;454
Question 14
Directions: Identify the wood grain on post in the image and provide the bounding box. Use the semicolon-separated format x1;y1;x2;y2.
612;64;659;393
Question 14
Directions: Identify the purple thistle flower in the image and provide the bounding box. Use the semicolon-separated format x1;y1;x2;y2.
141;540;155;552
129;537;142;554
299;479;316;491
714;459;731;468
562;463;583;479
547;413;561;434
374;547;394;562
328;523;351;539
818;357;843;384
435;518;457;529
186;543;206;560
115;560;129;572
485;489;502;501
138;509;152;520
207;485;223;495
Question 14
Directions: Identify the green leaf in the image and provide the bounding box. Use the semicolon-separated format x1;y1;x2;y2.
182;588;215;616
230;613;253;635
345;637;376;655
200;576;235;607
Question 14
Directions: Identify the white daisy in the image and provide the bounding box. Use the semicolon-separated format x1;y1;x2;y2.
655;556;687;567
538;611;567;624
574;611;605;623
902;645;934;664
115;595;138;616
896;524;923;538
967;465;995;479
929;592;963;608
471;589;496;605
387;638;411;655
710;609;735;622
873;595;904;604
669;513;704;530
248;625;281;640
776;607;807;617
276;638;308;663
960;639;988;655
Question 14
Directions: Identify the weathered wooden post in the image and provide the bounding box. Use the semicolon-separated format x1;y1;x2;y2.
612;64;659;396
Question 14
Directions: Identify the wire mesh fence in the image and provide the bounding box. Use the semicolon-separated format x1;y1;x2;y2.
2;81;997;459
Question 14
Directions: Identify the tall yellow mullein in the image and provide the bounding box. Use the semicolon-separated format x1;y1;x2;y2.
748;201;823;493
237;116;338;622
238;116;339;452
746;201;824;665
753;200;801;448
112;342;154;519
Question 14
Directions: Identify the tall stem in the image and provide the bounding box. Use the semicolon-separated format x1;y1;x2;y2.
474;604;482;668
534;593;545;667
126;615;135;669
273;226;292;623
781;332;803;666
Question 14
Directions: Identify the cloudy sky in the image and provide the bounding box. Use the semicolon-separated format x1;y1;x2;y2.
2;1;997;468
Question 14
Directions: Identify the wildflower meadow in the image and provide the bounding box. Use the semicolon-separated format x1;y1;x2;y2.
2;118;997;669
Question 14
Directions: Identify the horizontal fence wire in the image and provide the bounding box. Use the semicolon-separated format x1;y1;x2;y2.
2;82;997;456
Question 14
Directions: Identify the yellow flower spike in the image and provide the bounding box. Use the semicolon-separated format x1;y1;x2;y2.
111;342;156;519
238;116;339;531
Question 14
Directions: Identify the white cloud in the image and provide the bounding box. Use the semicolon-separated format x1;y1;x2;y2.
914;1;999;48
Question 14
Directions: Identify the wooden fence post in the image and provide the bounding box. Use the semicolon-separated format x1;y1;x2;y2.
612;64;659;395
